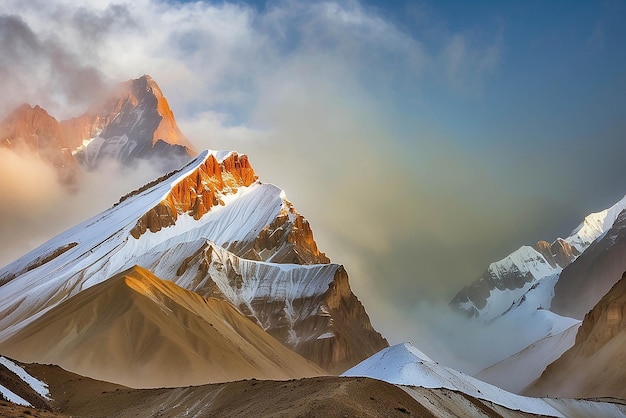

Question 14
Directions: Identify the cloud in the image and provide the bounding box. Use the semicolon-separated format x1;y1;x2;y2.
0;151;163;267
0;0;517;366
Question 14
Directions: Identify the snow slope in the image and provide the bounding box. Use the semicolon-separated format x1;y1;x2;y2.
476;323;580;393
343;342;625;418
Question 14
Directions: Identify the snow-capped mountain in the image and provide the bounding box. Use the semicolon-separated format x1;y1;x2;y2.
72;75;195;171
551;209;626;319
0;148;387;378
343;342;626;417
451;194;626;321
0;75;196;191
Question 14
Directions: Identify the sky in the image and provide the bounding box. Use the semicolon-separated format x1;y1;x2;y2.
1;0;626;369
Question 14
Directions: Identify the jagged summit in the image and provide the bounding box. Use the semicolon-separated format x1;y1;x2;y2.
72;74;196;170
0;75;198;188
0;103;80;188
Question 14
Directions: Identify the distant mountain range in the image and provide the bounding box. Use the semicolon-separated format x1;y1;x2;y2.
450;192;626;398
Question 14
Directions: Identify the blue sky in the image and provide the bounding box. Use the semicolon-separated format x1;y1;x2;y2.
1;0;625;364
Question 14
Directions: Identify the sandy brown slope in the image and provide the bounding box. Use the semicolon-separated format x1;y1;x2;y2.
0;266;324;388
526;272;626;399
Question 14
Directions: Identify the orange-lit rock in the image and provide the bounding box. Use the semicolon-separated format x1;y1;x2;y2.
0;104;80;189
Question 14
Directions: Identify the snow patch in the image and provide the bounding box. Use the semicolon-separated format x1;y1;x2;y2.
0;384;31;407
0;356;51;401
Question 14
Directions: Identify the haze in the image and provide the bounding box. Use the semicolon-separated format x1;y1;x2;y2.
1;0;625;369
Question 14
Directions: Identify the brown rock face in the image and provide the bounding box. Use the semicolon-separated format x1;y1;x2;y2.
551;210;626;319
168;242;387;373
130;152;329;266
131;152;257;238
308;266;389;373
0;104;80;189
230;202;330;264
526;272;626;399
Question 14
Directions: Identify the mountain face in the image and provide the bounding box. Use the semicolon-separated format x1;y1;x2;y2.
0;148;387;380
551;210;626;319
0;104;80;189
451;195;626;321
526;272;626;399
72;75;195;171
0;265;324;388
0;75;196;190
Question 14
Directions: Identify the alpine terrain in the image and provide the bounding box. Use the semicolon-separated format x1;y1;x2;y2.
450;195;626;393
2;74;626;417
0;75;387;388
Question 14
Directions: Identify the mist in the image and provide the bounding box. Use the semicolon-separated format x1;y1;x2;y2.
2;0;626;372
0;153;163;267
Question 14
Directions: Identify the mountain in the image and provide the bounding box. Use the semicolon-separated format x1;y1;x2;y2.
0;148;387;378
0;104;80;189
526;271;626;399
551;209;626;319
71;75;195;171
343;342;626;418
0;265;323;388
0;75;196;190
451;195;626;321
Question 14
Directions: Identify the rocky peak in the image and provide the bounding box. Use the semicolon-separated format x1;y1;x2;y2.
130;152;257;239
0;104;80;188
70;74;196;171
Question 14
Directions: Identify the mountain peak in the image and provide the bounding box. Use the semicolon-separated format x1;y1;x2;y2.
72;75;196;170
